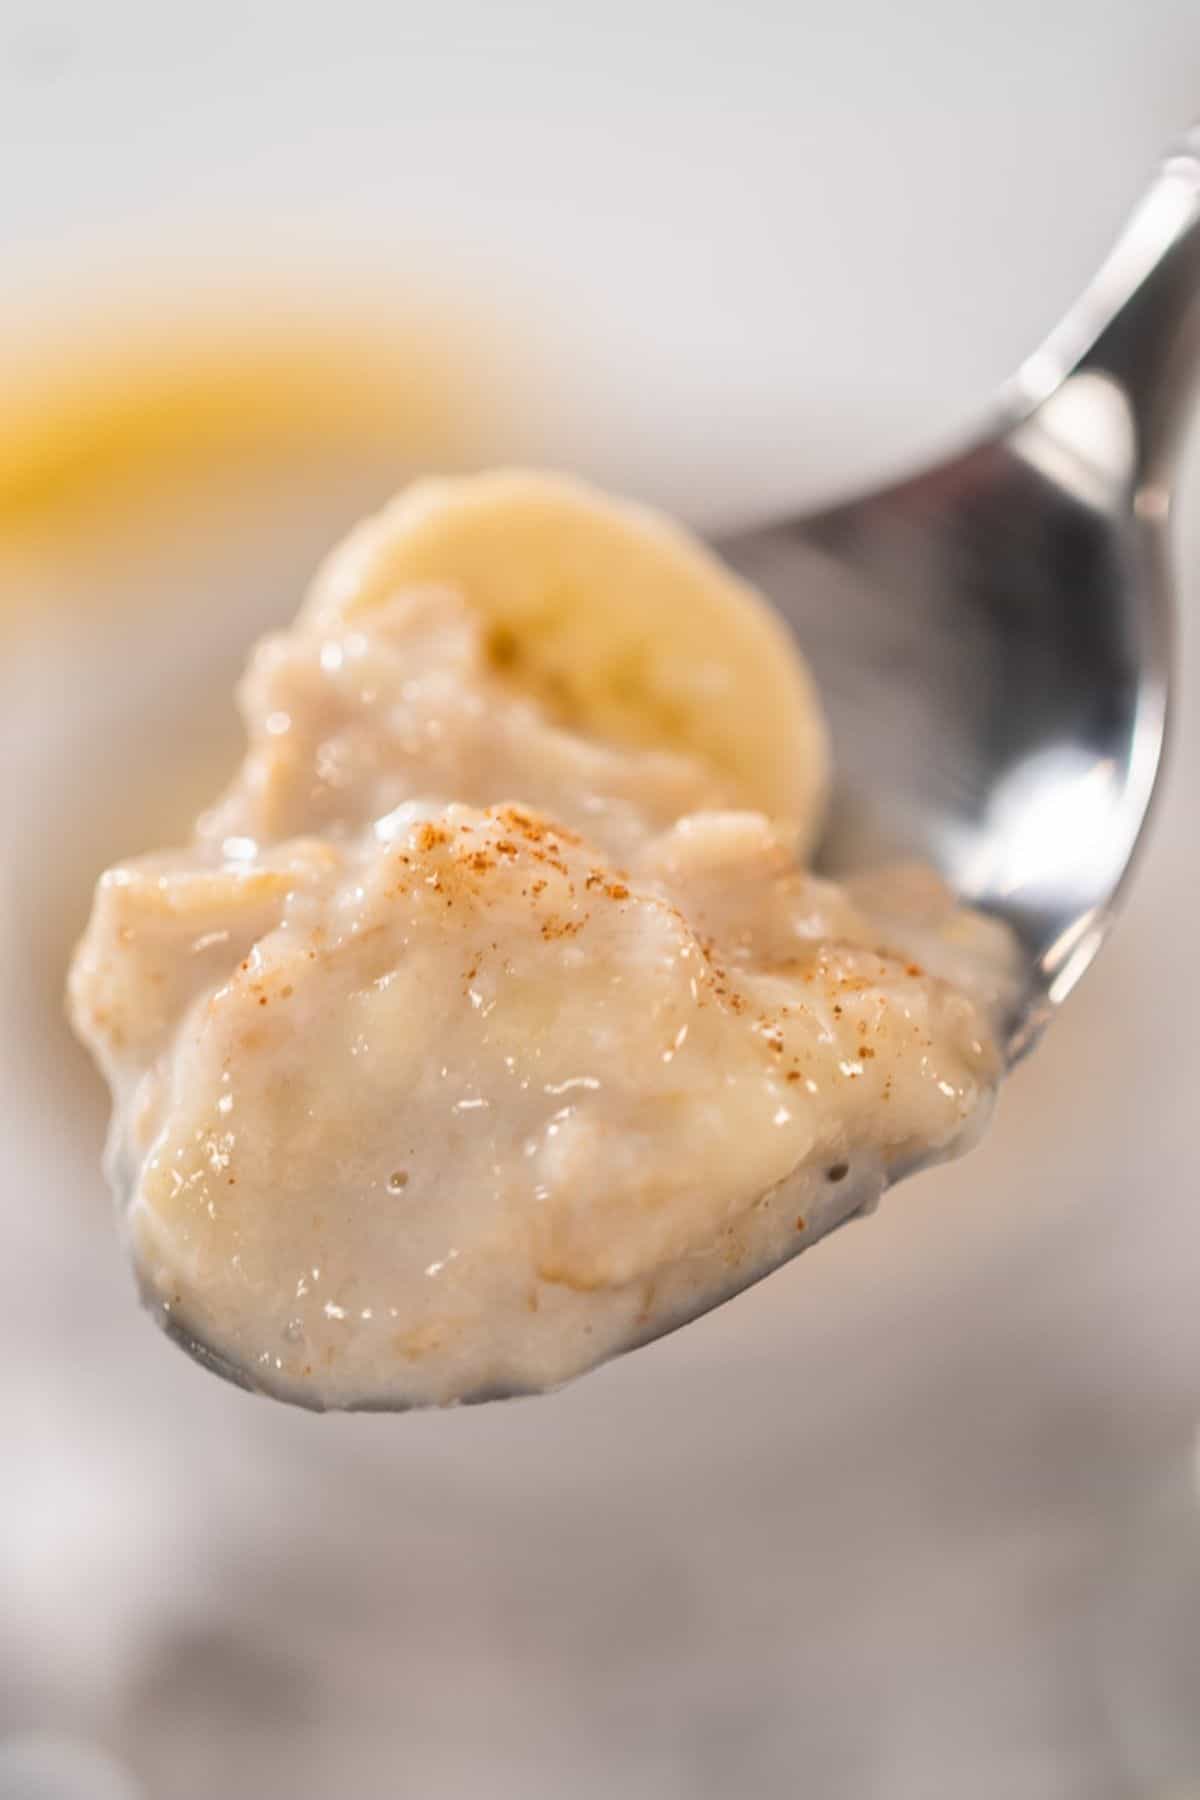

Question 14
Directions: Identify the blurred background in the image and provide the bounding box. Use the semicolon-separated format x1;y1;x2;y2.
3;3;1200;1796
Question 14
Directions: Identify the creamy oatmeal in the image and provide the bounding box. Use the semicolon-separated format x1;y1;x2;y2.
69;471;1012;1410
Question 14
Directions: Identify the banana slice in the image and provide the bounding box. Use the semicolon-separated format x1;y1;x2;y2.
303;469;829;846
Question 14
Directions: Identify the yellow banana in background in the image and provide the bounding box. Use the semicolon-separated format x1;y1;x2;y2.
0;288;513;616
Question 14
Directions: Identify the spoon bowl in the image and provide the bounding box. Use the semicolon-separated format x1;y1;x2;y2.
721;127;1199;1058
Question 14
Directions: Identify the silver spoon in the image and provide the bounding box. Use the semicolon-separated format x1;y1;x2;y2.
166;128;1199;1407
722;124;1199;1062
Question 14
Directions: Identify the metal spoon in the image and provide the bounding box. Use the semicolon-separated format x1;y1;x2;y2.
166;128;1199;1408
722;124;1199;1061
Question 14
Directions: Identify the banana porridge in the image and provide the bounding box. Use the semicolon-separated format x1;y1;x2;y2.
70;472;1015;1409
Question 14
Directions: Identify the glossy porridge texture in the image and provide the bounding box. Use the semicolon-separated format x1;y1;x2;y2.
69;472;1013;1408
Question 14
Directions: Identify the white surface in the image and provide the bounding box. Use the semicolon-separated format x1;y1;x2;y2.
4;5;1200;1796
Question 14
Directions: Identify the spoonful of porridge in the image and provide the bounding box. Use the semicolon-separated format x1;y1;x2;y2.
69;127;1196;1409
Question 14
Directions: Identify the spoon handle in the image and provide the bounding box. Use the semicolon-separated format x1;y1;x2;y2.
1017;125;1200;487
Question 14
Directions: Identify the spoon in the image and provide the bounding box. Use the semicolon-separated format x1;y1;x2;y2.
721;124;1199;1061
166;127;1199;1407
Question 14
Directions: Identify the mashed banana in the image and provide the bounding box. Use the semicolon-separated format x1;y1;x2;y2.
69;472;1012;1409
